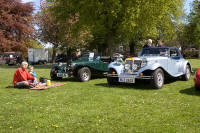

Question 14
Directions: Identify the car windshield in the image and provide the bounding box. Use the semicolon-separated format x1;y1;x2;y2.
3;53;14;57
78;53;101;60
79;54;89;60
140;48;169;56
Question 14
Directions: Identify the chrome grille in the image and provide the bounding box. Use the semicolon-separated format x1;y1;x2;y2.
124;60;142;73
134;60;142;71
124;60;133;73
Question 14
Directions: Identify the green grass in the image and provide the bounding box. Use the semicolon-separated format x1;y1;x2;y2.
0;59;200;132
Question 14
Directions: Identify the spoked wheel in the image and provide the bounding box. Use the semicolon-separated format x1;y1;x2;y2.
151;68;164;89
78;67;91;82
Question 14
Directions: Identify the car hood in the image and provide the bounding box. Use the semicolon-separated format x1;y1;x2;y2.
72;60;88;63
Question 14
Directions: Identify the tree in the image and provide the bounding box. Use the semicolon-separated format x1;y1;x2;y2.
122;0;183;53
24;39;43;49
187;0;200;46
184;0;200;57
49;0;184;55
36;0;92;62
0;0;34;54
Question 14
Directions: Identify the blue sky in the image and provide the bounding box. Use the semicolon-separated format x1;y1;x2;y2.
184;0;194;14
22;0;40;13
22;0;194;15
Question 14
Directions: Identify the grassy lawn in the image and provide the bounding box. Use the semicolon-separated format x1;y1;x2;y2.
0;59;200;132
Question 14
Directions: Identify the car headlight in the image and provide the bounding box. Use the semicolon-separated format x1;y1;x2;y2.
125;64;130;70
71;63;76;68
132;64;138;71
141;59;148;67
58;62;63;67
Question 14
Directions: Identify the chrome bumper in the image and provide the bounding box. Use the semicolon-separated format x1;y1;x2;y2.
57;73;69;77
107;74;152;79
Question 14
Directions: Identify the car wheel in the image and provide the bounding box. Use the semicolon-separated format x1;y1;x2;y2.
107;69;119;85
182;65;191;81
151;68;164;89
38;61;44;65
78;67;91;82
50;67;62;80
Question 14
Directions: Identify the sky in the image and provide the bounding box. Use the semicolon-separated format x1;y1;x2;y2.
22;0;194;15
21;0;40;13
184;0;194;14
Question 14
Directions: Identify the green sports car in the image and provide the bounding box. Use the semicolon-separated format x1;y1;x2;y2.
50;53;113;82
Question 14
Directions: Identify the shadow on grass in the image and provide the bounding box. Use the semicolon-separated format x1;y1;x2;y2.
51;77;79;82
95;76;194;90
179;86;200;96
164;77;184;84
95;79;155;90
52;76;107;83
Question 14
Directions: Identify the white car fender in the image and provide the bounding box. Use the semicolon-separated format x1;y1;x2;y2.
108;62;124;75
137;63;164;76
182;61;192;74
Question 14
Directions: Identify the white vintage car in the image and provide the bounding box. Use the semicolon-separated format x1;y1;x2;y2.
107;47;192;89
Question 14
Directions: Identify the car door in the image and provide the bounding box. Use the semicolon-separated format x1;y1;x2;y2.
93;57;109;72
168;48;181;75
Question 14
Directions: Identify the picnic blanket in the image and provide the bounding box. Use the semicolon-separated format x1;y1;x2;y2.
30;83;66;90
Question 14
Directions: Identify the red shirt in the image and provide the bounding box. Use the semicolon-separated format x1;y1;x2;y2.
13;67;35;85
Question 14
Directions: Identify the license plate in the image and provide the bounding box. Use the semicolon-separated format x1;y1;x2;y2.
57;73;68;77
119;78;135;83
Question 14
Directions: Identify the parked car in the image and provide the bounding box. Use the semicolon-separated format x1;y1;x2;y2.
2;52;22;65
194;69;200;91
0;54;6;64
107;47;192;89
50;52;114;82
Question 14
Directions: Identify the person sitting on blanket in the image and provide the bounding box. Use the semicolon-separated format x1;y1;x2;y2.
13;61;36;88
28;65;38;85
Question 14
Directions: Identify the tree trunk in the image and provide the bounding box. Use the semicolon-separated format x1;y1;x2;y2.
106;34;114;56
97;44;103;55
129;40;136;55
67;47;72;57
52;46;56;63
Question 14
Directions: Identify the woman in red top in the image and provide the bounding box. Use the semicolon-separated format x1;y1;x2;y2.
13;61;35;88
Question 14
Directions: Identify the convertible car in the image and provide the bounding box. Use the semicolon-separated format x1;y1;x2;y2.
50;52;114;82
107;47;192;89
